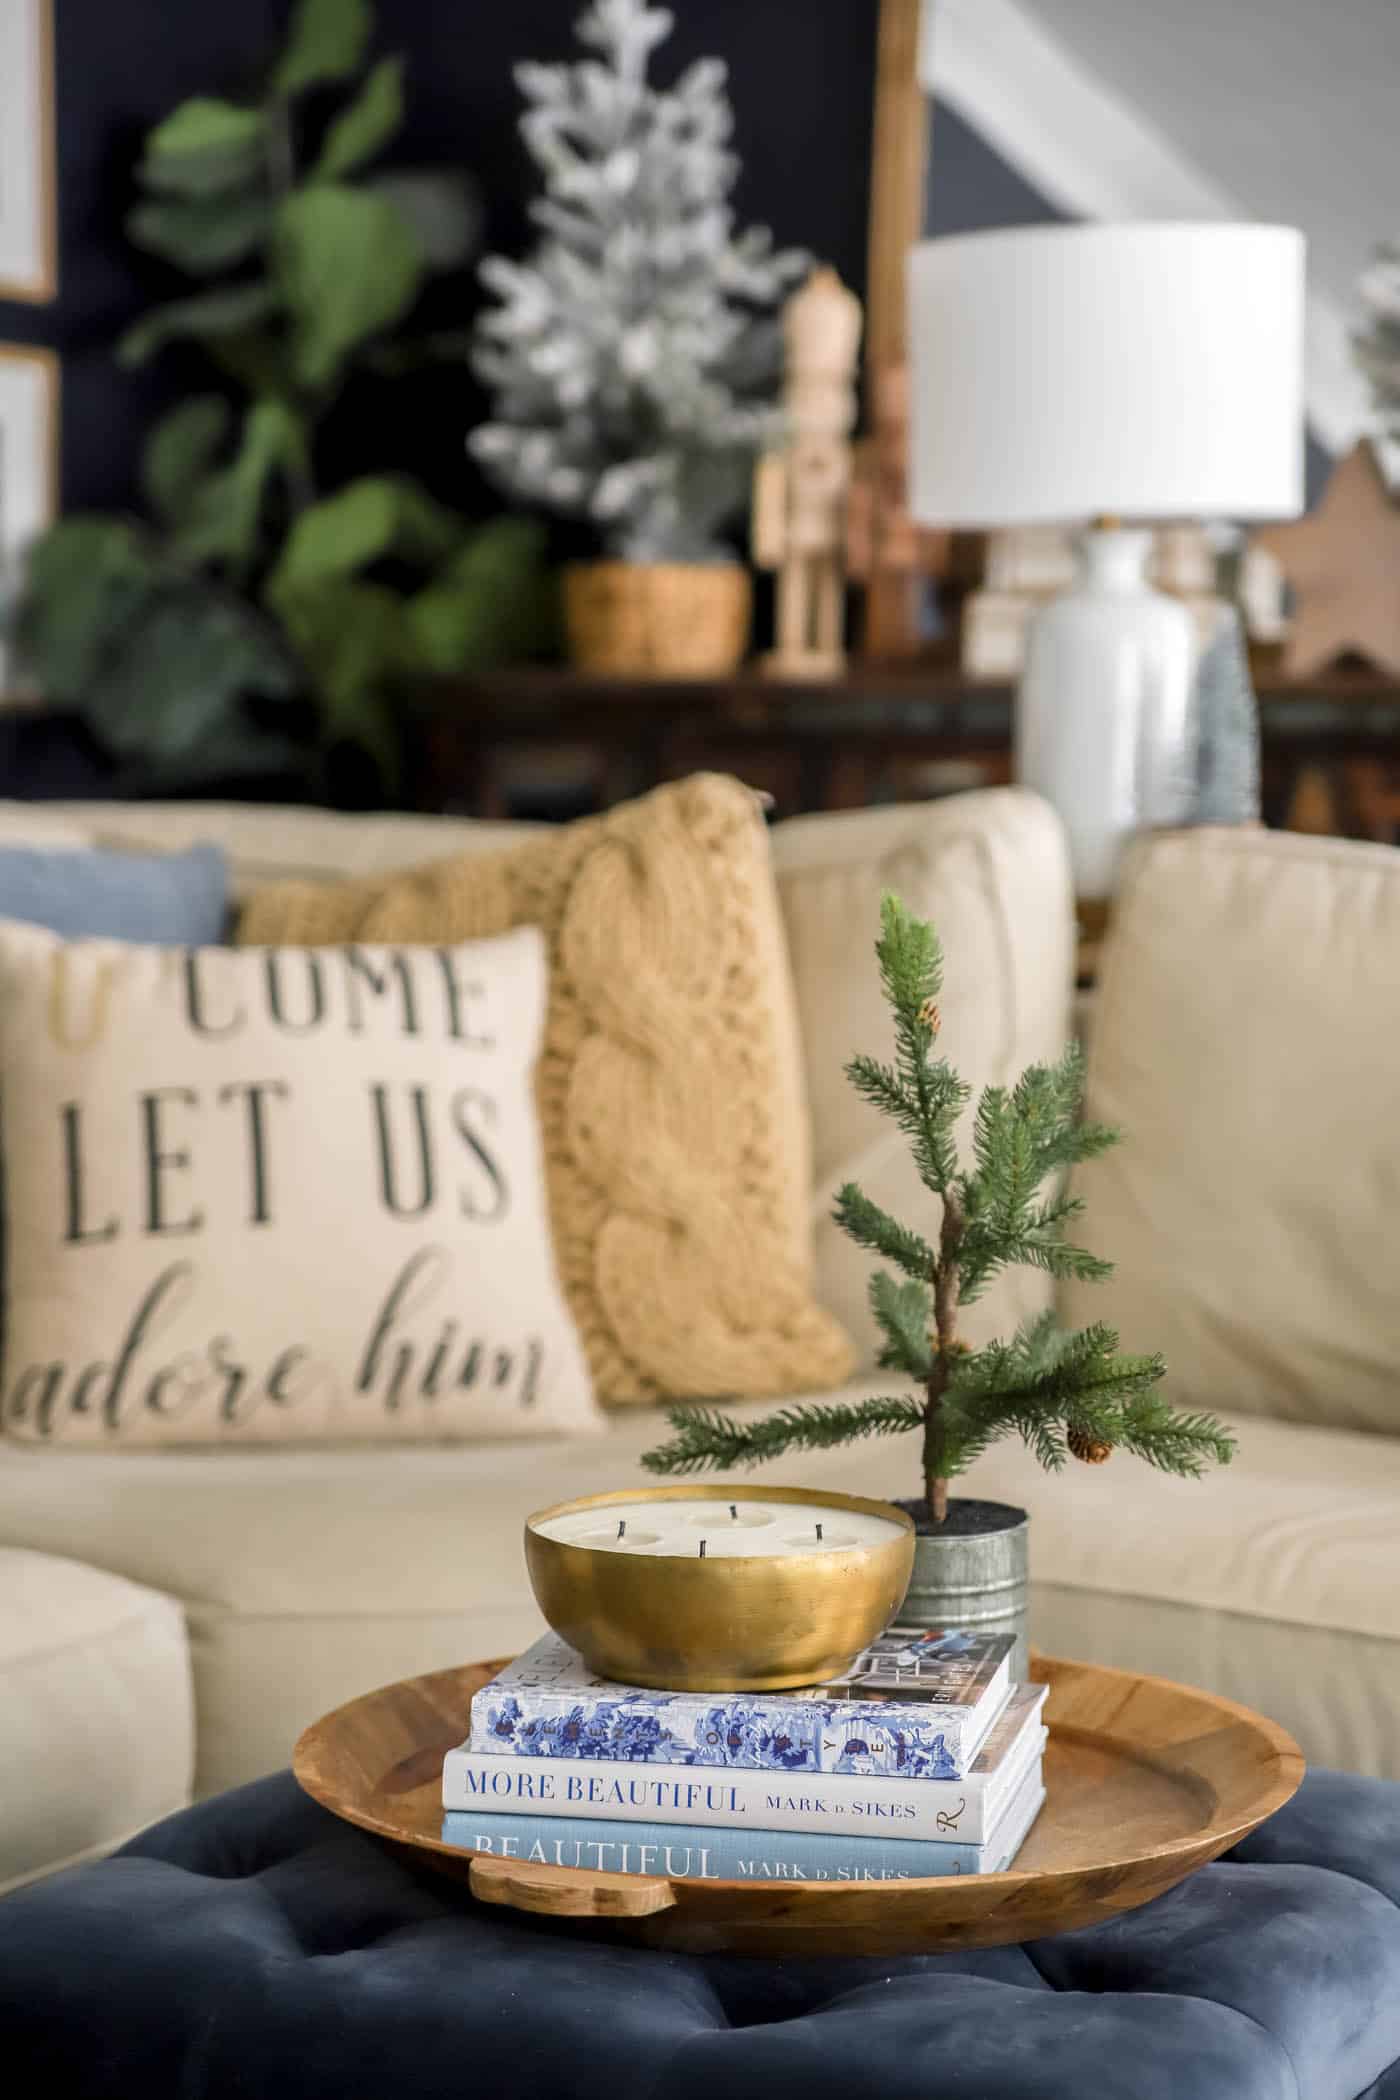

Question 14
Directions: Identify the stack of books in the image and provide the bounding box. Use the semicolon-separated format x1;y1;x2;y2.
440;1626;1046;1883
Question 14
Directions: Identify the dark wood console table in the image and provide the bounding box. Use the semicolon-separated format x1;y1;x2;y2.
409;659;1400;843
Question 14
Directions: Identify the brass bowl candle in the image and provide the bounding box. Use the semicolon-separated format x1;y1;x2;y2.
524;1484;915;1691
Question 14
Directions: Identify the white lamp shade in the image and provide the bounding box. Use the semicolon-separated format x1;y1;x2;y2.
908;223;1306;527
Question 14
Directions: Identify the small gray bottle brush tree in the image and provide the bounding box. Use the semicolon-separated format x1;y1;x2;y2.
644;894;1234;1527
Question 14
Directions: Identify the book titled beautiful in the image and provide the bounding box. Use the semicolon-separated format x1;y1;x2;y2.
444;1682;1046;1842
442;1763;1046;1883
464;1627;1015;1780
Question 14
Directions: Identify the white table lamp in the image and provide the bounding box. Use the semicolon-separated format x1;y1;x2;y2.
908;223;1306;899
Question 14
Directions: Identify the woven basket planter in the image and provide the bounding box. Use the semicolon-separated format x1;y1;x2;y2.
563;561;752;678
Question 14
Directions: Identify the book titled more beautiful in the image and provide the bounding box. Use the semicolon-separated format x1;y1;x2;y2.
463;1627;1015;1780
441;1764;1047;1883
444;1681;1046;1844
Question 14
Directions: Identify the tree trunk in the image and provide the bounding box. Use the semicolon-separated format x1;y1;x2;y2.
924;1470;949;1524
922;1187;965;1527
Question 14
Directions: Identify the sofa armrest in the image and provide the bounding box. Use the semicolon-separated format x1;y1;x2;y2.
0;1549;194;1893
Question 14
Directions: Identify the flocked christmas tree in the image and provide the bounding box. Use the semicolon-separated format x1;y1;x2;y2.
469;0;807;561
644;894;1235;1526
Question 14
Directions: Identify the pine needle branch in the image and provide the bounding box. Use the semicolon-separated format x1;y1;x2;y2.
833;1183;934;1283
670;892;1235;1520
856;893;971;1199
870;1271;933;1378
939;1313;1235;1480
1111;1393;1238;1478
845;1054;920;1130
641;1395;926;1476
957;1045;1120;1302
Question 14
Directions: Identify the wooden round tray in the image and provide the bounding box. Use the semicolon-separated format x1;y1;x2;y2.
293;1653;1303;1957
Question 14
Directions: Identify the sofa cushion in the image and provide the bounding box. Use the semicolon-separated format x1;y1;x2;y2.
0;800;536;899
238;775;854;1409
0;840;228;944
0;1548;192;1892
0;921;600;1448
4;789;1078;1368
1063;826;1400;1436
1;1389;1395;1792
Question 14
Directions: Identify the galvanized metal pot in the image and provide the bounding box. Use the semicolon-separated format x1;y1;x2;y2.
895;1498;1029;1679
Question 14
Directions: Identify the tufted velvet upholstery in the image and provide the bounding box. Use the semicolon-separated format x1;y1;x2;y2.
4;1770;1400;2100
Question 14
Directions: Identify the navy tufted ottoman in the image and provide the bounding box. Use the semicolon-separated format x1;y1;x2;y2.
5;1769;1400;2100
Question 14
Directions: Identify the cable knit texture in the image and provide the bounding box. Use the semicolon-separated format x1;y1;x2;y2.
238;775;855;1407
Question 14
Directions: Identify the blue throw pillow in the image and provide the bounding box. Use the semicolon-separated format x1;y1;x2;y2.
0;842;229;945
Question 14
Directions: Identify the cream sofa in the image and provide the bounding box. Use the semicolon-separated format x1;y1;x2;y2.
1;789;1396;1855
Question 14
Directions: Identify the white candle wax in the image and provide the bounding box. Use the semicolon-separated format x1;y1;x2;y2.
530;1498;904;1559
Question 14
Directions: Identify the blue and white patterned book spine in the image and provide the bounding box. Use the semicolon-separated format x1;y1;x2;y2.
441;1770;1045;1881
443;1692;1047;1841
468;1628;1014;1780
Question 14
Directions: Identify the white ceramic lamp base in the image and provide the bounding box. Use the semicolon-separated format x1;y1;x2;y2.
1016;527;1198;901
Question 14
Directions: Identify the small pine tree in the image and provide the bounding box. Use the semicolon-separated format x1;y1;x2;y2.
469;0;807;561
644;894;1234;1525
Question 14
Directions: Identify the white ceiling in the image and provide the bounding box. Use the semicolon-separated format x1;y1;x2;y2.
924;0;1396;451
1027;0;1398;313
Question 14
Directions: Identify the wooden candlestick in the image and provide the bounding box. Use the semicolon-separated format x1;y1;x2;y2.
847;360;951;659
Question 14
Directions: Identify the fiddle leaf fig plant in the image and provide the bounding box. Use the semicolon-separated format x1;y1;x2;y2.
8;0;547;788
644;894;1236;1527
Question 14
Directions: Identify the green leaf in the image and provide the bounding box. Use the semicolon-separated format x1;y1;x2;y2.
205;331;297;400
79;584;299;765
273;184;425;390
364;171;479;267
404;518;554;672
118;281;280;368
170;399;308;578
267;476;462;606
273;576;404;783
312;55;404;181
138;99;267;198
141;396;232;526
147;98;266;159
126;192;272;274
7;519;159;703
274;0;373;96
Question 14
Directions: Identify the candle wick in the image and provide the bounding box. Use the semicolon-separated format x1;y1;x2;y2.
617;1520;626;1539
816;1522;824;1540
699;1539;707;1559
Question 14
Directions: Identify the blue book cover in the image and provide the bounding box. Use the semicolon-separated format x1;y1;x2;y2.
444;1686;1047;1841
468;1627;1014;1780
442;1764;1045;1882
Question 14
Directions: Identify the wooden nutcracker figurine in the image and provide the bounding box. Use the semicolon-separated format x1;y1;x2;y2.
846;361;951;659
752;266;864;679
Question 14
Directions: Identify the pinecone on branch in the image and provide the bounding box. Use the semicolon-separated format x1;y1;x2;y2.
1068;1425;1113;1465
